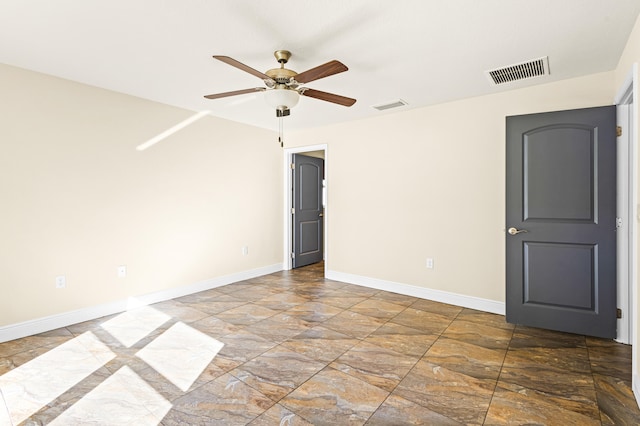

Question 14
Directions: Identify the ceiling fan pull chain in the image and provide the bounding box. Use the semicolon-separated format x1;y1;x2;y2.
279;116;284;147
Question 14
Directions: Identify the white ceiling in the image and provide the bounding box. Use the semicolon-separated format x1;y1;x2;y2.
2;0;640;131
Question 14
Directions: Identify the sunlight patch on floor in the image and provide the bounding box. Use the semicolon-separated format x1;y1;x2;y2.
136;322;224;391
49;366;171;425
0;331;115;425
101;306;170;348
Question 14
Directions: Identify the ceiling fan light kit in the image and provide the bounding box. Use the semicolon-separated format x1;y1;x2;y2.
263;87;299;112
204;50;356;117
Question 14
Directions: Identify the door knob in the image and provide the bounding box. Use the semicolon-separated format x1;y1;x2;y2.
508;227;528;235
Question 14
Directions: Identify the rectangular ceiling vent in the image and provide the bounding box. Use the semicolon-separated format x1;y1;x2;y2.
485;56;550;85
372;99;408;111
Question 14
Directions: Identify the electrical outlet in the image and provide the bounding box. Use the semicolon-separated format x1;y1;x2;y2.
426;258;434;269
242;246;249;256
117;265;127;278
55;275;66;288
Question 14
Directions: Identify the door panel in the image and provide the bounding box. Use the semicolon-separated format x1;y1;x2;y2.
293;154;324;268
506;106;616;338
525;127;594;221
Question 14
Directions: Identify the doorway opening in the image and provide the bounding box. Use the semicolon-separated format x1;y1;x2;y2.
615;64;637;346
283;144;328;275
614;63;638;404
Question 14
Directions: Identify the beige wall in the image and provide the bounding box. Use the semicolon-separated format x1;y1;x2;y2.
0;64;283;327
287;72;615;303
1;24;633;332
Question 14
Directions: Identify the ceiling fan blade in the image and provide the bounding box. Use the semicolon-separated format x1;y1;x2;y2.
204;87;265;100
300;88;356;106
213;56;273;82
294;60;348;84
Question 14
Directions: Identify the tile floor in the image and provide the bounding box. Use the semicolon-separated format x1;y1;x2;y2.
1;262;639;425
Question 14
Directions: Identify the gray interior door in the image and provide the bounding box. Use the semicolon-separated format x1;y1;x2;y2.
506;106;617;338
293;154;324;268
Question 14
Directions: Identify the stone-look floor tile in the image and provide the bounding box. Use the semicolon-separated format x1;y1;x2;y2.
215;281;263;294
189;315;243;338
149;300;210;323
226;284;283;302
312;295;368;309
331;285;380;298
394;359;495;425
423;337;506;381
349;299;407;319
280;326;359;363
370;291;417;307
181;296;248;316
0;344;60;375
284;301;343;322
363;322;437;357
587;341;633;381
410;299;463;318
513;326;587;348
232;347;326;401
1;332;118;425
499;348;598;411
485;382;601;425
244;313;311;343
21;367;113;425
216;330;279;366
504;345;592;375
162;373;274;425
594;373;640;425
0;328;75;358
134;361;220;403
48;366;171;426
367;394;462;425
443;319;514;350
456;309;515;331
4;262;640;425
215;303;279;326
253;292;309;311
390;308;453;335
322;311;385;339
63;314;119;336
330;341;419;392
281;367;389;425
248;403;314;425
173;288;223;304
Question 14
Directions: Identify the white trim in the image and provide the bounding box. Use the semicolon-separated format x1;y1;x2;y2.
0;263;283;343
283;144;328;272
326;270;505;315
615;63;639;409
616;102;631;344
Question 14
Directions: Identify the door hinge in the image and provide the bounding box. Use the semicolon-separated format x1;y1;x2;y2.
616;217;623;229
617;308;622;319
291;252;295;259
617;126;623;137
291;207;295;215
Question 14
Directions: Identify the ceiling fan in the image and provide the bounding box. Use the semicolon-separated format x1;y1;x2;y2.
204;50;356;117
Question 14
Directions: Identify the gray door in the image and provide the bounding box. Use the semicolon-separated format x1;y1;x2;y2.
293;154;324;268
506;106;617;338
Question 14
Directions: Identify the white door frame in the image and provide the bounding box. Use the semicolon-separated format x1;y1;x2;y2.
614;63;638;403
282;144;328;271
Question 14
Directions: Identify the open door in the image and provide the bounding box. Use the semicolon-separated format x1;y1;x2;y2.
506;105;617;338
292;154;324;268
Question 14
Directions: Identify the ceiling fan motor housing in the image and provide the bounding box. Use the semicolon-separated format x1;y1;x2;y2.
266;68;297;85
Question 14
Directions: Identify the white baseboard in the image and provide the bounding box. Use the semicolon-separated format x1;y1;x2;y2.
326;270;505;315
0;263;283;343
634;374;640;409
